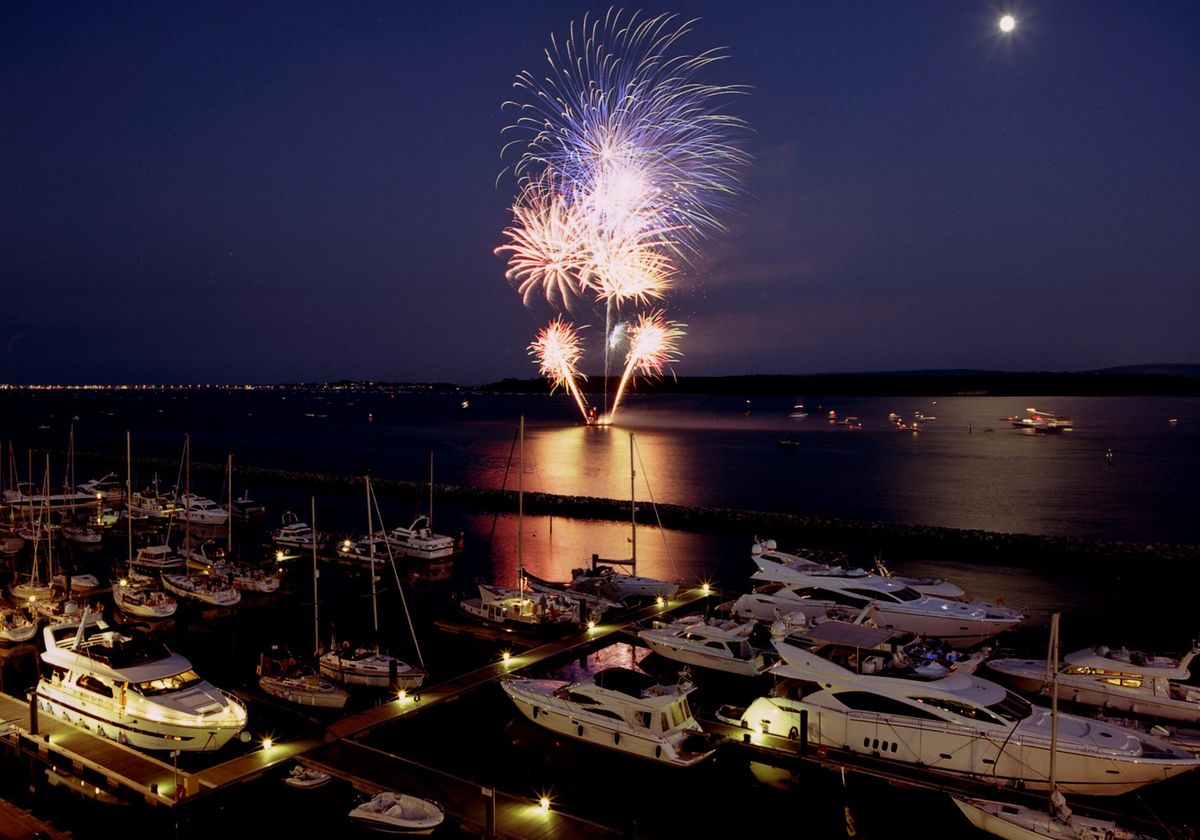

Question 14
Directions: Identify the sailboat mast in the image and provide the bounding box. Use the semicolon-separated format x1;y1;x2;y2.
227;454;233;556
367;476;378;634
312;496;319;659
428;451;434;531
1048;611;1061;796
69;422;76;513
629;432;636;574
43;455;53;587
183;434;191;552
126;432;133;571
517;416;524;579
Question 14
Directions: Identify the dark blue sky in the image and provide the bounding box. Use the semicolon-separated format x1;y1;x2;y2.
3;1;1197;385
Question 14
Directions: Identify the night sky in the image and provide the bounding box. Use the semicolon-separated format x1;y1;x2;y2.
3;1;1197;385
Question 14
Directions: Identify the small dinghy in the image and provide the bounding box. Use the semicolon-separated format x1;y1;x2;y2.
348;791;444;835
283;765;331;789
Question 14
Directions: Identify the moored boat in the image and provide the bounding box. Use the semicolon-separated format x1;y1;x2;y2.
37;610;247;751
348;791;444;835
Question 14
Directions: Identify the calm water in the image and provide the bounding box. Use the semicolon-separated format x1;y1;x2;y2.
3;388;1198;544
2;387;1198;838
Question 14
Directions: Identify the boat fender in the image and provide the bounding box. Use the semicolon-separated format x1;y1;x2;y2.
655;745;662;759
577;724;584;737
613;733;620;745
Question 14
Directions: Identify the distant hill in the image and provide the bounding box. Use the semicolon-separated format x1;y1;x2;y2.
476;368;1200;397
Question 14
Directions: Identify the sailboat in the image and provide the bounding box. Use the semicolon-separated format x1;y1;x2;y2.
570;432;680;602
456;416;581;631
162;435;241;607
258;498;349;709
319;476;426;690
112;433;178;619
375;453;458;561
952;614;1158;839
10;457;56;604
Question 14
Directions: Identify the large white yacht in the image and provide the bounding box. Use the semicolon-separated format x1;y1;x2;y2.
172;493;229;526
270;514;327;553
37;613;247;751
730;546;1022;649
751;539;966;599
735;641;1200;796
376;516;456;561
986;641;1200;724
502;667;717;767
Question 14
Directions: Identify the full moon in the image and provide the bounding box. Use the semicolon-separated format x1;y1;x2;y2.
999;14;1016;33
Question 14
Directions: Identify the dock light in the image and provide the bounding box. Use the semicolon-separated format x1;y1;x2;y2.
701;582;711;595
275;550;285;562
539;796;551;811
342;540;352;551
118;578;128;587
501;650;512;663
999;14;1016;33
655;596;665;608
587;620;596;632
397;689;408;703
261;736;273;750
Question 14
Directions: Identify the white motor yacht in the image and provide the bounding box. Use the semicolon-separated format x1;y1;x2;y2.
336;534;392;566
734;640;1200;796
638;615;775;677
37;613;247;751
502;667;718;767
76;473;125;505
132;544;185;573
173;492;229;526
271;513;326;550
731;548;1022;649
986;641;1200;725
127;486;178;519
752;539;967;599
377;516;456;561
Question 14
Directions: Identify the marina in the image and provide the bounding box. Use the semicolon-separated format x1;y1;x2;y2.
1;389;1198;838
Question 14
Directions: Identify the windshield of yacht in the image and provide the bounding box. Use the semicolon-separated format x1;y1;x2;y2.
135;669;204;696
985;689;1034;722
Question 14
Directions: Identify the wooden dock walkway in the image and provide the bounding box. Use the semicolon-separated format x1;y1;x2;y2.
0;587;713;822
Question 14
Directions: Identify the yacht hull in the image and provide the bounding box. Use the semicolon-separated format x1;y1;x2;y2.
742;696;1198;796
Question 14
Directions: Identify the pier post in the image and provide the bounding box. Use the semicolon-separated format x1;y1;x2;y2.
28;692;37;737
482;786;496;839
799;710;808;756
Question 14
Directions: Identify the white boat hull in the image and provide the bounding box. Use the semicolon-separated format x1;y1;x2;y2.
639;635;768;677
952;796;1153;840
742;696;1197;796
259;675;349;709
36;679;244;752
502;679;714;767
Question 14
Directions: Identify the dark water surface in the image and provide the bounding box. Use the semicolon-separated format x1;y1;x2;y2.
1;388;1198;837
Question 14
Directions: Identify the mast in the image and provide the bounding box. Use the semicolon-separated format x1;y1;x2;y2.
311;496;319;659
428;450;434;531
43;455;53;587
183;434;191;552
629;432;636;573
126;432;133;573
367;476;378;635
68;422;76;513
227;454;233;556
517;416;524;583
1048;611;1061;804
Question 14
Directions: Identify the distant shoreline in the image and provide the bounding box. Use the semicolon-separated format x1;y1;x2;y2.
4;367;1199;396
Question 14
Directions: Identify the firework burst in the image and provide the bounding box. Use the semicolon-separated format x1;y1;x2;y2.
529;318;590;418
610;311;685;414
499;8;746;423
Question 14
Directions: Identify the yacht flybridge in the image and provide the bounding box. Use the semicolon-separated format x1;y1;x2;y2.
37;611;247;751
